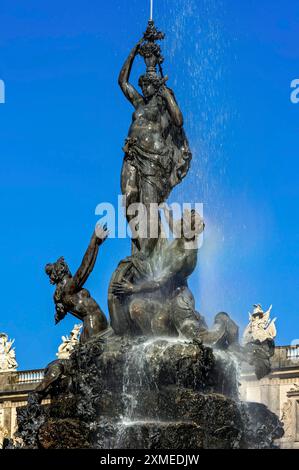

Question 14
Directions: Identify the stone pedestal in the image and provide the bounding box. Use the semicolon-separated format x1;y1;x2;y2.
13;334;283;449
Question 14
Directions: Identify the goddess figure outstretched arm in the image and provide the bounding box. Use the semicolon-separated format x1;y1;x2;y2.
118;39;144;108
71;225;109;291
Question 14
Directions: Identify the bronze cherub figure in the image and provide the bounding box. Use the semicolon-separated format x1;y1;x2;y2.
45;225;109;343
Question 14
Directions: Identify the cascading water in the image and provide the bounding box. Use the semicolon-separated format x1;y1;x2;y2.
213;349;241;399
115;337;191;447
110;331;241;448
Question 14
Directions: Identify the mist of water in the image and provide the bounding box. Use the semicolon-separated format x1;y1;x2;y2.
156;0;237;322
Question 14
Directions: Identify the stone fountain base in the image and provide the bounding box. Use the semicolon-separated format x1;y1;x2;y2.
13;333;283;449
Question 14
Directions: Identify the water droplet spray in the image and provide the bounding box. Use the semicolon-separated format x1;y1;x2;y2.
150;0;154;21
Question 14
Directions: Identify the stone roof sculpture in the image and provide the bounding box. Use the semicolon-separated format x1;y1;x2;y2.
0;333;18;373
243;304;277;344
56;324;82;360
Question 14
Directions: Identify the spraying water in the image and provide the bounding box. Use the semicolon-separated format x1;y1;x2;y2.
150;0;153;21
155;1;238;323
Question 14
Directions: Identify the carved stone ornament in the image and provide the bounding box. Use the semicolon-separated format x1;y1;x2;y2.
281;400;293;438
56;324;82;360
243;304;277;344
0;333;18;372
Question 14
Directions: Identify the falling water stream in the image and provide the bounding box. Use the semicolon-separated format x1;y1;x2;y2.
150;0;153;21
115;337;190;446
112;336;242;448
156;0;235;322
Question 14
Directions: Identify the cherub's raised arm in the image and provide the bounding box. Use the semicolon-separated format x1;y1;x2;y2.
118;40;144;108
72;225;108;290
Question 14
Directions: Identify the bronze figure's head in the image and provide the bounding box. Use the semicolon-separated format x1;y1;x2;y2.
45;257;71;285
138;73;164;99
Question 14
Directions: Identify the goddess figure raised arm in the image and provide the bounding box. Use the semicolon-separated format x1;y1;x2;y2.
118;22;192;254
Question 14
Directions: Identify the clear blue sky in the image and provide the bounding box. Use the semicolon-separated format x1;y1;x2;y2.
0;0;298;370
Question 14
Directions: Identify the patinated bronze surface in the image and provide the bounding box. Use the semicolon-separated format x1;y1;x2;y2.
45;225;108;344
109;21;272;359
119;21;191;254
110;210;207;337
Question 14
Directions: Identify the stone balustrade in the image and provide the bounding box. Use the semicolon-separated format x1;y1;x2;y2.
286;346;299;360
16;370;44;384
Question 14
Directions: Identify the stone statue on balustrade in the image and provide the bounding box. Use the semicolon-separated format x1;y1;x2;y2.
243;304;277;343
0;333;18;373
242;304;277;380
56;324;82;360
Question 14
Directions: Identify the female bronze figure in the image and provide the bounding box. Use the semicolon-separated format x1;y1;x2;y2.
118;21;192;254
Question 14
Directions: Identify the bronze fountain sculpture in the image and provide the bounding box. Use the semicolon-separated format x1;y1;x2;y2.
119;21;191;255
9;19;283;450
45;225;109;344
